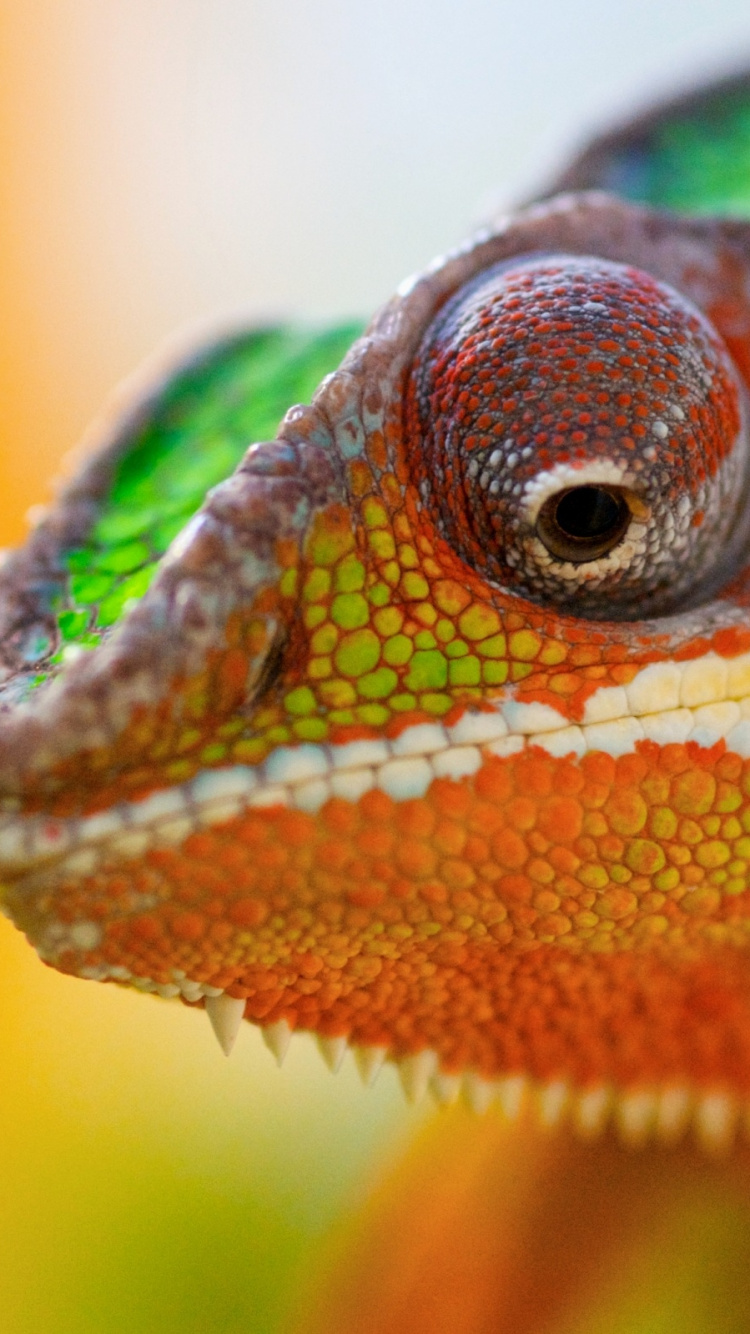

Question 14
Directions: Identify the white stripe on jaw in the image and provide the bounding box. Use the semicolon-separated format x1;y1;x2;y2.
4;647;750;886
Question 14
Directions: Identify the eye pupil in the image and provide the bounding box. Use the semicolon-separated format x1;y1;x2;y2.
556;487;624;540
537;486;630;562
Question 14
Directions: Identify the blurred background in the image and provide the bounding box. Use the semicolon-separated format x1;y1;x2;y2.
3;3;750;1331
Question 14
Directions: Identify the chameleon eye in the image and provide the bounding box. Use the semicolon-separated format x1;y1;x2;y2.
405;253;750;620
535;483;631;562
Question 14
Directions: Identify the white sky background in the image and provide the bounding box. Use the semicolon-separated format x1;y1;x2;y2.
5;0;750;455
19;2;750;319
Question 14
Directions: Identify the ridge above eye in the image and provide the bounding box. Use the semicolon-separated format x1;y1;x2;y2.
405;252;750;621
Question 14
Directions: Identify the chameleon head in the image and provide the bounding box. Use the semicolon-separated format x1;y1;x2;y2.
406;252;750;619
6;192;750;1144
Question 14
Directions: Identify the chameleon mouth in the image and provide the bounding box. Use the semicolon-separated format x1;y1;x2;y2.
1;643;750;1136
2;646;750;890
0;657;741;908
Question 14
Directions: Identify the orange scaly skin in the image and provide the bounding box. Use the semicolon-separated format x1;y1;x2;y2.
7;190;750;1145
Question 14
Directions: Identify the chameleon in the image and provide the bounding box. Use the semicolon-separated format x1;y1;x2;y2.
3;65;750;1154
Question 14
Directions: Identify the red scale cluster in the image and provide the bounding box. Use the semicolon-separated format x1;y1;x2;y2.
30;742;750;1091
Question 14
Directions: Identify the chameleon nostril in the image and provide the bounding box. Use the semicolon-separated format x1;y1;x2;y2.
405;251;750;619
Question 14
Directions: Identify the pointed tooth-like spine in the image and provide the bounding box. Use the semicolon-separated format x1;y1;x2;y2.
204;994;245;1057
132;976;158;993
655;1086;693;1145
615;1090;658;1148
398;1050;438;1103
536;1079;569;1129
431;1072;462;1107
496;1074;527;1122
262;1019;293;1067
463;1073;496;1114
573;1085;611;1139
353;1044;388;1087
694;1091;738;1155
317;1034;349;1073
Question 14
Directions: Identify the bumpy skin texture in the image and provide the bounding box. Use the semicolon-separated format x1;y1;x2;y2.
405;252;748;618
8;74;750;1143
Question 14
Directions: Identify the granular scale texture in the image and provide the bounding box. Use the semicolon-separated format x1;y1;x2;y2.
405;255;748;618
